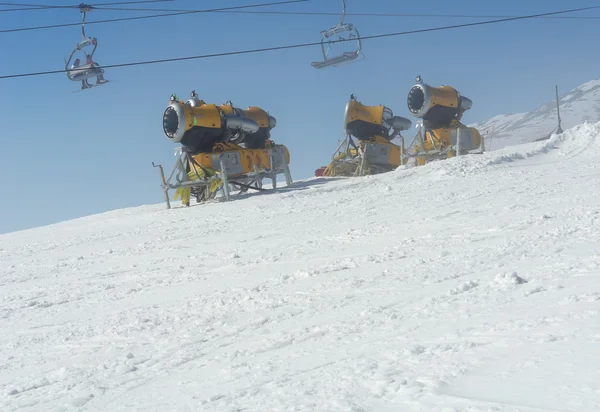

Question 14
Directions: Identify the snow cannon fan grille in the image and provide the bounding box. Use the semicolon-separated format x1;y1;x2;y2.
163;106;180;140
407;85;426;117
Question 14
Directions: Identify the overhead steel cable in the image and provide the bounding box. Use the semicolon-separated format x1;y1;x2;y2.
0;0;173;12
45;7;600;18
1;4;599;80
1;1;598;19
0;0;309;33
209;10;600;20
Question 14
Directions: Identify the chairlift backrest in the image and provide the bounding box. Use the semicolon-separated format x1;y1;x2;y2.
311;0;362;69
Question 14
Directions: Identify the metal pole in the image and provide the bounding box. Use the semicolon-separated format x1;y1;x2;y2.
253;164;263;189
401;134;406;165
219;158;231;201
456;128;461;157
556;85;563;134
269;152;277;189
281;151;293;186
152;162;171;209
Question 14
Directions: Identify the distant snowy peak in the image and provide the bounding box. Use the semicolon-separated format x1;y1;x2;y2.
471;79;600;150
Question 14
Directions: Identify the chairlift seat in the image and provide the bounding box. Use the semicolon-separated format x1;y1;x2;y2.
311;51;359;69
311;1;362;70
67;63;104;81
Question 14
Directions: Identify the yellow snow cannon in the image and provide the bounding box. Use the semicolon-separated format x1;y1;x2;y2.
159;91;292;206
406;75;484;165
320;94;412;177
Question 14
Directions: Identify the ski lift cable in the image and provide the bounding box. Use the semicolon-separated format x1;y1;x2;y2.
1;3;599;79
3;1;600;19
91;3;303;12
0;0;309;33
198;11;600;20
0;0;174;12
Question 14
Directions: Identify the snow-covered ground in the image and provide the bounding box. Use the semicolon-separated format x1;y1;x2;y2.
2;122;600;412
471;79;600;151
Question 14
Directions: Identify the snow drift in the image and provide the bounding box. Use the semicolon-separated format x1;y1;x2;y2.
1;122;600;412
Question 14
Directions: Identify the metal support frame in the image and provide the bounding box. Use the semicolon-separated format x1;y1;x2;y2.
399;123;486;166
327;134;361;176
327;122;488;177
326;134;404;177
153;145;293;209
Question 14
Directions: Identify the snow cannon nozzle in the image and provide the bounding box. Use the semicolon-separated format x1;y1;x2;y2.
163;104;185;142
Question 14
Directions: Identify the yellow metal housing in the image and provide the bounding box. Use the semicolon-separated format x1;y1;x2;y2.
344;99;385;128
218;103;235;115
189;142;291;178
190;104;223;129
244;106;271;128
426;85;460;110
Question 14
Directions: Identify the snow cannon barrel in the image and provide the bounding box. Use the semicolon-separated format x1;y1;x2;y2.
343;97;412;141
407;76;473;127
219;103;277;149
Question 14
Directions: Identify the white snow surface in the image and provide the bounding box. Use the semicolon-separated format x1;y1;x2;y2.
2;122;600;412
471;79;600;151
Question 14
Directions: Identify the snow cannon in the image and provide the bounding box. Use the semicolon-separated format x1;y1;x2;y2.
157;91;292;208
407;75;473;129
162;93;276;154
318;95;412;177
344;94;412;141
405;75;484;165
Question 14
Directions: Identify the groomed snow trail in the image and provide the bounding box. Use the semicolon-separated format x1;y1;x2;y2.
2;123;600;412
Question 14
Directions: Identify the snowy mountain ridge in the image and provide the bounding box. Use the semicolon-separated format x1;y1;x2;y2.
470;79;600;150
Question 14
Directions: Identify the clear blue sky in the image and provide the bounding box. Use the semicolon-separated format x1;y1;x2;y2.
1;0;600;234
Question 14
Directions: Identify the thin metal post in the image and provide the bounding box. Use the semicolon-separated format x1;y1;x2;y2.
269;152;277;189
401;134;406;165
152;162;171;209
357;145;368;176
280;151;293;186
556;85;563;134
253;165;263;189
456;128;461;157
219;158;231;201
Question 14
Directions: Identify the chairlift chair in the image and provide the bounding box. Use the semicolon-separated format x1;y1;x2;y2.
311;0;362;69
64;4;107;84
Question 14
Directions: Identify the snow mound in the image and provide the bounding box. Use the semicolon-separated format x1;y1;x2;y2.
1;122;600;412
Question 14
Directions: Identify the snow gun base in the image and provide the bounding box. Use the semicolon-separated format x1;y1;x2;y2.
318;135;409;177
155;142;293;208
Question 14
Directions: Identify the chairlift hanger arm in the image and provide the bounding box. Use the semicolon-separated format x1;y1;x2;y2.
80;3;92;39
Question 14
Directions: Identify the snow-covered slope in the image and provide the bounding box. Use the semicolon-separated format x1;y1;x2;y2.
471;79;600;150
2;122;600;411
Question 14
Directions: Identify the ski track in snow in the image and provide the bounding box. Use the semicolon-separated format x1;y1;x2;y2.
1;123;600;411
